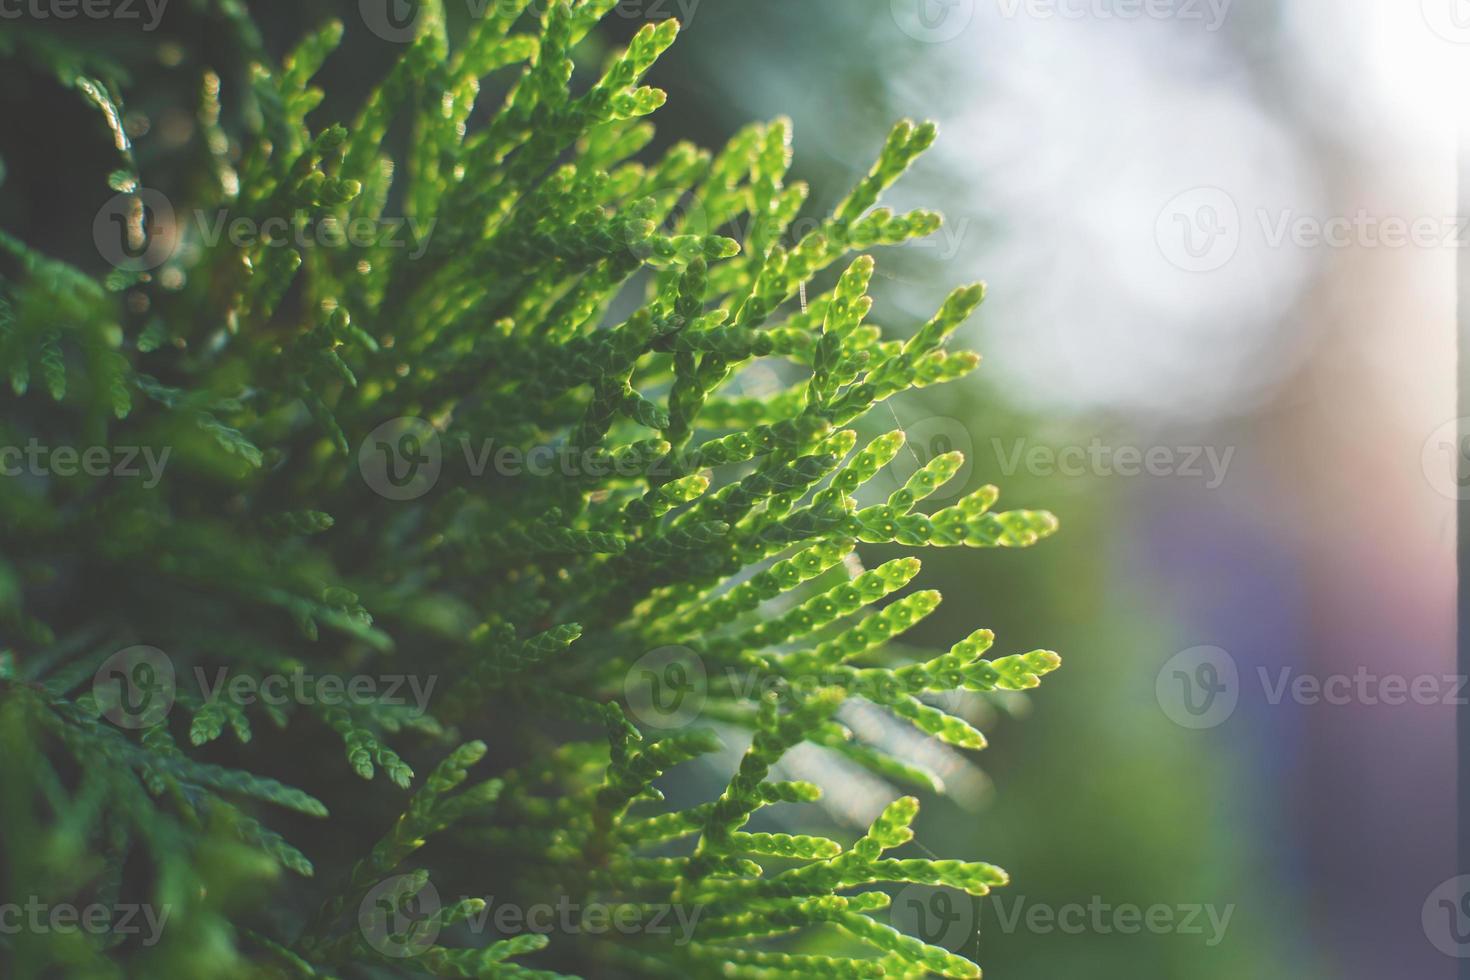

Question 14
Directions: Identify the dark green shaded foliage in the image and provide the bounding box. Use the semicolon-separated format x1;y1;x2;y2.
0;3;1059;977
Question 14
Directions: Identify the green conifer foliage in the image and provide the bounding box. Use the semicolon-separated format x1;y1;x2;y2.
0;4;1060;977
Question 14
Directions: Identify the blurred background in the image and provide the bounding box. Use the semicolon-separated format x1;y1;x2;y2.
654;1;1461;977
1;1;1461;976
